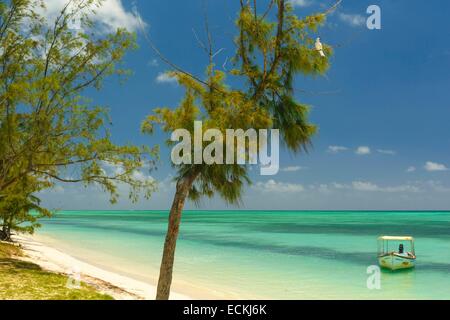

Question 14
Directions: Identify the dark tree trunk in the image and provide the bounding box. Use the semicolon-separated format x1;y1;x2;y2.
156;173;198;300
1;222;11;242
0;229;6;241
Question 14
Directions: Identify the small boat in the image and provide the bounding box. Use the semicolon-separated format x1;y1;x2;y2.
377;236;416;271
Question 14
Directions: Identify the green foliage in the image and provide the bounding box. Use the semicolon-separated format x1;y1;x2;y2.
0;176;51;237
144;0;331;204
0;0;157;235
235;0;327;152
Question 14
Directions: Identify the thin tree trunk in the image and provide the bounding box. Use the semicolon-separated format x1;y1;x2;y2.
156;172;198;300
1;217;11;242
6;224;11;240
0;224;6;241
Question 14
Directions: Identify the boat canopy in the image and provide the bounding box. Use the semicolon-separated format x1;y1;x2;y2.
378;236;414;241
378;236;416;256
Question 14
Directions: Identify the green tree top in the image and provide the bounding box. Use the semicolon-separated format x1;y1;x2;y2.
143;0;333;205
0;0;158;203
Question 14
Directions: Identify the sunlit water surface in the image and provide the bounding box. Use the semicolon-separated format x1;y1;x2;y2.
37;211;450;299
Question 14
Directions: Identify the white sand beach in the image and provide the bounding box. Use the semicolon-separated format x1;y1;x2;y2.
12;234;191;300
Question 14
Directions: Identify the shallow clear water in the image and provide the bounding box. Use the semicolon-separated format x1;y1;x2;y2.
37;211;450;299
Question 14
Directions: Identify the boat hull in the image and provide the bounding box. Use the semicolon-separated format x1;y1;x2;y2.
378;254;416;270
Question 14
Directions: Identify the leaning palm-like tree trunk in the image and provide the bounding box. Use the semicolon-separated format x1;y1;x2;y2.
156;172;198;300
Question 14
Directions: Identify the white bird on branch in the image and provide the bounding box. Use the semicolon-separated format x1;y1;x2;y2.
315;37;326;57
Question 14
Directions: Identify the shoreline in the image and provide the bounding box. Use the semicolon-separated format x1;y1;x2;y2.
13;234;191;300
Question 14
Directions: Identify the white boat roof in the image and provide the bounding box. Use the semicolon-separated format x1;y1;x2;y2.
378;236;414;241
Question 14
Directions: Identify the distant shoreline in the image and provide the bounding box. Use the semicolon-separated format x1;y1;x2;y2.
13;234;191;300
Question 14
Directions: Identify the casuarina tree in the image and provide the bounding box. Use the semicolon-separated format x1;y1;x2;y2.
143;0;338;299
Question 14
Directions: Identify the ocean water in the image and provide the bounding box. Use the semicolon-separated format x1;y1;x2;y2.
36;211;450;299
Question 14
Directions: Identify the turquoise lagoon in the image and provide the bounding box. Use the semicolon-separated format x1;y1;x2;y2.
36;211;450;299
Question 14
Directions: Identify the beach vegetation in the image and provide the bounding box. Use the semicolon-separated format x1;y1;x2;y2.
0;176;50;241
0;242;113;300
0;0;157;239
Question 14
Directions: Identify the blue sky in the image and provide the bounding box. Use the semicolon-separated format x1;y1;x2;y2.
39;0;450;210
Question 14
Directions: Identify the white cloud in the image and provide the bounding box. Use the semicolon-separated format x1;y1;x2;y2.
39;177;450;211
355;146;371;155
289;0;312;8
427;180;450;193
308;181;420;193
316;184;330;193
101;161;155;185
102;161;124;175
53;185;65;193
331;182;348;190
339;13;366;27
352;181;379;192
352;181;420;193
38;0;142;32
406;166;416;173
424;161;448;172
302;180;422;194
280;166;306;172
156;72;178;84
327;145;348;154
254;180;305;193
377;149;396;155
131;170;155;184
